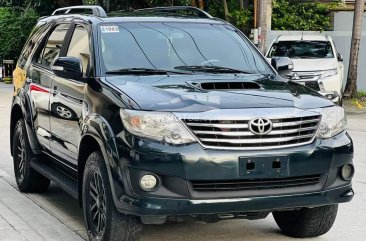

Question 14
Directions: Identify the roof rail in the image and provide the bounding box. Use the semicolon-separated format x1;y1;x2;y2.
52;5;107;18
134;6;213;19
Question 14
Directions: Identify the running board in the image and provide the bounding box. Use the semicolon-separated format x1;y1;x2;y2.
30;157;78;199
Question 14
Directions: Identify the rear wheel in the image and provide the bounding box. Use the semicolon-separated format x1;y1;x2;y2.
82;151;142;241
13;119;50;192
273;204;338;238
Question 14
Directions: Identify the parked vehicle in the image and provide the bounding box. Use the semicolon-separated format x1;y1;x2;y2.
266;34;344;105
11;6;354;241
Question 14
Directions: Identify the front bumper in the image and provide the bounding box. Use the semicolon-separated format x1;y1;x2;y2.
111;131;354;216
118;184;353;216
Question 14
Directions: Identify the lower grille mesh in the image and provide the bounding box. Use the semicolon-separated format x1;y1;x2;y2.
191;174;321;192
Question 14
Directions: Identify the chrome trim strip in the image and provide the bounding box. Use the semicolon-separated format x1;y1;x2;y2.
186;123;249;128
272;119;320;127
193;126;318;136
200;134;314;144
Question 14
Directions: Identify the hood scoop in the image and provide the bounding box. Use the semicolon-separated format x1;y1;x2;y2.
190;81;262;91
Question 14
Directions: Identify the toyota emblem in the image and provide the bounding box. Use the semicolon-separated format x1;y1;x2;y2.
248;118;272;135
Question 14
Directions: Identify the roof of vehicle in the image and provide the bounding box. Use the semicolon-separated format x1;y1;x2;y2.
275;34;332;42
39;5;225;25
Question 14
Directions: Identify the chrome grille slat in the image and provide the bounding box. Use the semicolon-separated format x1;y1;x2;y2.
182;114;321;149
186;123;249;128
200;134;314;144
193;126;318;136
272;119;320;127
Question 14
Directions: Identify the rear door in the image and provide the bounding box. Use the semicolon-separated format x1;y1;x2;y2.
29;23;70;150
49;23;91;165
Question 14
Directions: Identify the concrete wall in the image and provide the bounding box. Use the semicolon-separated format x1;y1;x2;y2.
268;11;366;91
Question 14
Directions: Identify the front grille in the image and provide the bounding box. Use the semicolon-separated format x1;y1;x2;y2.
183;115;321;149
304;81;321;91
191;174;321;192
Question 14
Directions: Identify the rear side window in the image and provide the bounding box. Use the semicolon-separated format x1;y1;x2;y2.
37;23;70;67
18;22;47;69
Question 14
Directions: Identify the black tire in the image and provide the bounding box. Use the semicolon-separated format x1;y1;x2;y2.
82;151;142;241
273;204;338;238
13;119;50;192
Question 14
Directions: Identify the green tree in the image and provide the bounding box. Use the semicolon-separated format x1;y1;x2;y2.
0;7;39;60
272;0;337;31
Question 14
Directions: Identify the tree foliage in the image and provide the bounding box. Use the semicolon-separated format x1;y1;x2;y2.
272;0;337;31
0;7;39;60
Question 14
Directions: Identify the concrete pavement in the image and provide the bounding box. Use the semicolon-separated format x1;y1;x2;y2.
0;82;365;241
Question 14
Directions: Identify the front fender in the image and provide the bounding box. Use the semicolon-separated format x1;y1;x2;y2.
80;114;124;209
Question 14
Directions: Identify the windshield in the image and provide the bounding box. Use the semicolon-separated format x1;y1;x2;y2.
268;41;334;59
98;22;273;75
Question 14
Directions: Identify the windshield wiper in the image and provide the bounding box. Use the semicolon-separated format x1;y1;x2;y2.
174;65;252;74
106;68;185;75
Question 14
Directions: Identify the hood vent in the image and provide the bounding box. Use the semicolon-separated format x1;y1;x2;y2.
198;81;261;90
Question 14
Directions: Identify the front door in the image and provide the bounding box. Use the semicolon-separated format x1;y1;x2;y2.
49;24;91;165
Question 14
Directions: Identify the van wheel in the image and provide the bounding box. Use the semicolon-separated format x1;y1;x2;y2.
273;204;338;238
13;119;50;192
82;151;143;241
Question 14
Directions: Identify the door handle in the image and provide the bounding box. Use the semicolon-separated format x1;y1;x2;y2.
52;86;58;96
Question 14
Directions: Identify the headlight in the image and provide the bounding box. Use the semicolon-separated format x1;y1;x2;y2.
320;68;338;78
316;106;347;138
120;109;196;144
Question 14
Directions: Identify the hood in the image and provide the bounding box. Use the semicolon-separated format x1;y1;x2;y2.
291;58;337;72
106;74;334;112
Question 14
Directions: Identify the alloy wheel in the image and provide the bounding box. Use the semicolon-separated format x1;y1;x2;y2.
56;106;72;119
89;170;107;235
16;126;26;183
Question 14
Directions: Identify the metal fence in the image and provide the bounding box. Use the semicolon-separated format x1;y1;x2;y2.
268;11;366;91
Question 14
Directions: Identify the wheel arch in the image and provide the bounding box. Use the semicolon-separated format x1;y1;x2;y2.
10;104;23;156
77;134;102;206
77;114;122;208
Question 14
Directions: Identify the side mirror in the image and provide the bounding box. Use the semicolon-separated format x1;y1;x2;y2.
52;57;83;81
271;57;294;76
337;52;343;62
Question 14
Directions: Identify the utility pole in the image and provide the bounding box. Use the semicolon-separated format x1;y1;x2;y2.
259;0;272;53
344;0;365;98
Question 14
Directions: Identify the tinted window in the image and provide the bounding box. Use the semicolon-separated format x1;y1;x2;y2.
18;22;47;68
268;41;334;59
66;25;90;76
38;23;70;67
99;23;272;75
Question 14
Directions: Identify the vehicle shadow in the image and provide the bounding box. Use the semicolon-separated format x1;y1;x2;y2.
32;185;291;241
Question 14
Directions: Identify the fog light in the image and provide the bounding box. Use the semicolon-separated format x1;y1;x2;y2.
341;164;354;181
140;175;158;191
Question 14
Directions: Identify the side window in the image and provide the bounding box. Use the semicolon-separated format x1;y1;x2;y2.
37;23;70;67
66;25;90;77
18;23;46;68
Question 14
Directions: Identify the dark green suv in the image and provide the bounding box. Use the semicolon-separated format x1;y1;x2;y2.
11;5;354;241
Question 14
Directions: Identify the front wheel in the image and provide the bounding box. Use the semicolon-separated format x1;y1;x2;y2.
273;204;338;238
82;151;142;241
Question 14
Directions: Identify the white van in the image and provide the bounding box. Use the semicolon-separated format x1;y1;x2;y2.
266;35;344;105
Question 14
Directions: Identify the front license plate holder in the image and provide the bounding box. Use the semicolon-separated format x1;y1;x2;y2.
239;156;290;178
